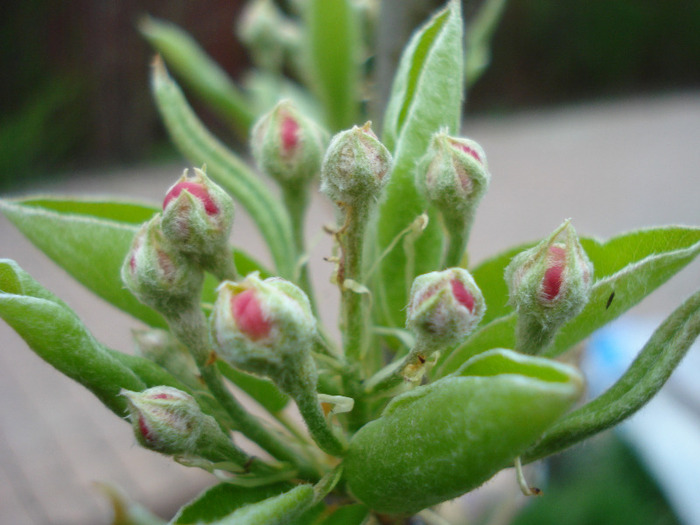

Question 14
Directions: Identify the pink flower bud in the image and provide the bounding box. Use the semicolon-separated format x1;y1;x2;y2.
121;214;203;315
161;167;234;261
251;100;328;186
210;273;317;394
121;386;205;455
418;131;490;226
320;122;392;205
407;267;486;351
505;220;593;353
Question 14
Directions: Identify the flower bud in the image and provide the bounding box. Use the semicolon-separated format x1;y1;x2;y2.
320;122;392;205
236;0;289;71
121;215;203;315
418;131;490;221
161;167;235;262
210;273;317;396
121;386;206;455
505;220;593;353
407;267;486;351
251;100;328;186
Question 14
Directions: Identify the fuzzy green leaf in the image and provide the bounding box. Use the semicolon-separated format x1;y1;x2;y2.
151;59;297;278
373;0;464;328
344;349;582;514
524;286;700;462
171;482;293;524
0;196;167;328
304;0;361;131
437;226;700;376
140;16;254;136
0;259;145;417
173;483;316;525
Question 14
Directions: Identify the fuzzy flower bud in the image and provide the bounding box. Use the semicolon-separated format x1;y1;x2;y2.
161;167;234;263
418;131;490;220
505;220;593;354
320;122;392;205
407;267;486;351
121;386;207;455
210;273;317;396
251;100;328;186
121;215;203;315
236;0;289;71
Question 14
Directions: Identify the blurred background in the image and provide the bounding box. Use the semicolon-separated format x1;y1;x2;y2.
1;1;699;524
1;0;698;190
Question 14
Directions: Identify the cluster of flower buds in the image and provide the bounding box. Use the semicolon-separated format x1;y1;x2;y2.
210;272;318;397
122;168;236;317
407;267;486;353
251;100;328;187
121;386;228;459
320;122;392;208
505;220;593;354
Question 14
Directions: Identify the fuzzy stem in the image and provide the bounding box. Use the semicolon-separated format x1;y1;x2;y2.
442;210;475;269
291;384;345;457
514;314;557;355
339;204;370;363
281;181;317;310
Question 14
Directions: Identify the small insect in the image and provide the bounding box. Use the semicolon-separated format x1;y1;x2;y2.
606;291;615;309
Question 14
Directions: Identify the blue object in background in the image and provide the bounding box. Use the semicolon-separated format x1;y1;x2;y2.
585;317;700;525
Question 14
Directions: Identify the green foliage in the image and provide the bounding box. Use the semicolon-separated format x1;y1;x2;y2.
1;1;699;524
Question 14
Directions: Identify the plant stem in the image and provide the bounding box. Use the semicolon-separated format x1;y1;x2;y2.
339;204;370;363
292;385;345;457
281;181;316;310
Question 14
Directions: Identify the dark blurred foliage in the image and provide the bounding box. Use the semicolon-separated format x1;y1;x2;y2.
0;0;247;189
1;0;699;189
469;0;700;112
511;434;679;525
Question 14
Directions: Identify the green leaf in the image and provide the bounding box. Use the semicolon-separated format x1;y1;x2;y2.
464;0;508;88
304;0;361;131
524;286;700;463
0;259;146;417
217;361;288;414
173;482;316;525
214;485;315;525
151;60;297;279
470;241;535;325
437;226;700;376
0;196;167;328
140;17;255;137
171;482;294;524
344;349;582;515
315;504;368;525
373;0;465;328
